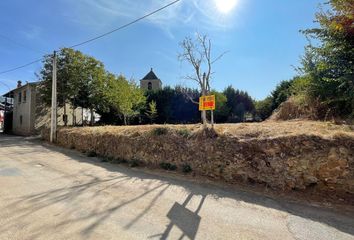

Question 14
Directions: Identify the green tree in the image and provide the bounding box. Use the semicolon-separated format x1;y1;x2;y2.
37;48;109;125
223;86;255;122
107;75;146;125
211;91;229;122
270;80;293;110
301;0;354;117
145;100;158;123
255;97;273;120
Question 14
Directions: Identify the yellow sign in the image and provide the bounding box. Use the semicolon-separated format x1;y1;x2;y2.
199;95;215;111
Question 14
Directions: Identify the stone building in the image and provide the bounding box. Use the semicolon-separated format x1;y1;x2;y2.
2;81;84;136
140;68;162;91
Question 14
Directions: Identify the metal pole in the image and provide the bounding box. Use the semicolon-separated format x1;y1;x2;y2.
50;51;57;143
3;97;7;132
211;110;214;128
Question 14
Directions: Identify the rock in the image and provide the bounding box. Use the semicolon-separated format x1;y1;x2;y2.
304;176;318;185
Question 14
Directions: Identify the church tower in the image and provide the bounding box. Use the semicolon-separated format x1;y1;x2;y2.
140;68;162;91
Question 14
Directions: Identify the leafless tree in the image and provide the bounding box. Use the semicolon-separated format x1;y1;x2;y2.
179;33;226;127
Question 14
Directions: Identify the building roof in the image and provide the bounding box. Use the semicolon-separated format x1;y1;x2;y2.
142;68;159;80
2;82;38;98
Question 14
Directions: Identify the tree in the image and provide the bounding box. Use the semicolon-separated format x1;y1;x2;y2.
270;80;293;110
210;91;229;122
106;75;146;125
300;0;354;117
255;97;273;121
37;48;109;125
223;86;255;122
145;100;158;123
179;33;225;127
145;86;200;124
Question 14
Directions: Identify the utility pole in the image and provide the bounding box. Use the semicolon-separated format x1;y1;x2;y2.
50;51;57;143
3;97;7;133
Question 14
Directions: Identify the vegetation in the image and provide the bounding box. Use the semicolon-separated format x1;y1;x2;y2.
151;127;169;136
179;33;225;126
159;162;177;171
256;0;354;121
38;48;145;125
177;128;192;138
182;164;192;173
145;100;158;123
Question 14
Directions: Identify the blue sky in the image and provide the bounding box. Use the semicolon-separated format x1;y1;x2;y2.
0;0;324;100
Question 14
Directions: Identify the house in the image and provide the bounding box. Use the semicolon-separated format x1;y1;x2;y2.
140;68;162;91
2;81;84;136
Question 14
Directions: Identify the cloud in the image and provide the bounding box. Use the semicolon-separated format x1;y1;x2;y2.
63;0;241;38
20;25;42;40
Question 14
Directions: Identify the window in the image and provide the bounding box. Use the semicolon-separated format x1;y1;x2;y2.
20;115;23;125
18;92;22;104
23;90;27;102
148;82;152;90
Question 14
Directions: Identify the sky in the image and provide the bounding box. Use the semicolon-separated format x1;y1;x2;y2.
0;0;324;100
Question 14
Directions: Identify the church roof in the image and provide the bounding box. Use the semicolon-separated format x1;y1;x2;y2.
142;68;159;80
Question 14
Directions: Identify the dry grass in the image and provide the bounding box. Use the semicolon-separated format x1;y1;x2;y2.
63;120;354;140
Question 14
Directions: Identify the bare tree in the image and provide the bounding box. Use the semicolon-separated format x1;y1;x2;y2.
179;33;226;127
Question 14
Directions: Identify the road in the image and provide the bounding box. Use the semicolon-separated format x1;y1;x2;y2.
0;134;353;240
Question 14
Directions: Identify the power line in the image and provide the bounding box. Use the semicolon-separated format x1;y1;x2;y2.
0;58;43;75
0;0;181;76
0;34;44;54
69;0;181;48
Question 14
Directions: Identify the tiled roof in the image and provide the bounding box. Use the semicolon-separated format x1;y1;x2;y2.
142;68;159;80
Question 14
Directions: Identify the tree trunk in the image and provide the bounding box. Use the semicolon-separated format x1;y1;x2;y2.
124;115;127;125
63;102;67;126
72;106;76;126
90;108;94;126
201;73;207;128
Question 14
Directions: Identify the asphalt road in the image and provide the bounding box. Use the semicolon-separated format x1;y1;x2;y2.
0;134;353;240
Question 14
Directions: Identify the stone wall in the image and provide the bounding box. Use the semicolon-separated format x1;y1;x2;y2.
44;125;354;196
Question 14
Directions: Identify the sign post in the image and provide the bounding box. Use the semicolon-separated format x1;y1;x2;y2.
199;95;216;127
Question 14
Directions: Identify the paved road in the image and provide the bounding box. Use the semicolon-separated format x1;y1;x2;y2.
0;134;353;240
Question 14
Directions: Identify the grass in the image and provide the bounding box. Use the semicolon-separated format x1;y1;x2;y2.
58;120;354;142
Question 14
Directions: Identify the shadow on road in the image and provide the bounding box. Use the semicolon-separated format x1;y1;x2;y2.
1;134;354;239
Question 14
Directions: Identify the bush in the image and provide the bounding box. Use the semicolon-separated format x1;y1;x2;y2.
129;158;141;167
87;151;97;157
177;128;191;138
159;162;177;171
152;127;169;136
182;164;192;173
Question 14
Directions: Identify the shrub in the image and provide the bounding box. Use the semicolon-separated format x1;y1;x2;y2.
87;151;97;157
182;164;192;173
177;128;191;138
129;158;141;167
152;127;169;136
159;162;177;171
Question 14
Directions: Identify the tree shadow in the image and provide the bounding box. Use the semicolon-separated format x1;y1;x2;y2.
1;134;354;238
